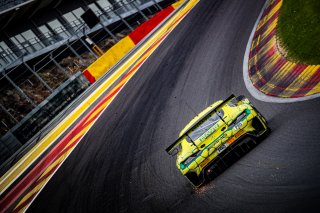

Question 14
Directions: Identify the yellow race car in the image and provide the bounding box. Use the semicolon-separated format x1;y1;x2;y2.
166;95;269;187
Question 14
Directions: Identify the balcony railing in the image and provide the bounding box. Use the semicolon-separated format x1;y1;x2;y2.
0;0;27;11
0;0;162;69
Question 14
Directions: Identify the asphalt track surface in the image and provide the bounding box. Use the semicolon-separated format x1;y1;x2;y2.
29;0;320;212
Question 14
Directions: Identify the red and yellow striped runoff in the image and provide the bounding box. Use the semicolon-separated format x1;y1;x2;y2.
248;0;320;98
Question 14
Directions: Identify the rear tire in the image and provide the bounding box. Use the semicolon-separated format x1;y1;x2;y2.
185;172;205;187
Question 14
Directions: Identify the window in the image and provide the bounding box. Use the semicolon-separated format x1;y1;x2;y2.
188;110;224;141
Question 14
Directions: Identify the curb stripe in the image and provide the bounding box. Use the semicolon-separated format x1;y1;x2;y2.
254;57;286;88
255;8;280;38
250;46;276;76
291;67;320;97
268;64;307;95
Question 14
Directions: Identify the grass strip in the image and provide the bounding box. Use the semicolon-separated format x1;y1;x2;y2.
277;0;320;64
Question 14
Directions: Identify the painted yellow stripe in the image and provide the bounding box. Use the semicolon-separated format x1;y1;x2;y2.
15;127;86;209
256;0;282;31
303;65;320;81
63;123;92;152
84;39;162;125
16;136;81;212
263;50;281;71
39;157;63;180
15;154;70;211
252;17;277;47
280;65;320;96
259;61;293;93
249;46;264;83
84;99;112;126
250;70;262;86
306;82;320;96
87;36;135;80
172;0;184;9
281;66;316;93
250;34;260;51
269;0;283;18
17;157;63;207
0;0;200;196
14;177;50;212
278;66;316;97
17;206;27;213
260;18;277;41
305;66;320;96
249;37;276;65
253;53;281;90
268;61;295;82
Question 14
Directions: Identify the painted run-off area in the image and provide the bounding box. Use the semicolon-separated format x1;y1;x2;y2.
248;0;320;99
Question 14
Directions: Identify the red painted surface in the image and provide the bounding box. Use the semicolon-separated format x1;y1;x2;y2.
83;70;96;84
269;64;308;94
129;6;174;44
291;67;320;97
253;57;287;89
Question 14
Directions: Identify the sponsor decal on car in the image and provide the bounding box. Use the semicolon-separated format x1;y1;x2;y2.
217;143;227;153
233;122;242;130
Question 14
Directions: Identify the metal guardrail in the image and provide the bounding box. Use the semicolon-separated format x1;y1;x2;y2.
0;0;25;11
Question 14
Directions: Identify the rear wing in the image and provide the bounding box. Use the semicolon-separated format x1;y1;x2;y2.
166;138;183;156
165;94;236;156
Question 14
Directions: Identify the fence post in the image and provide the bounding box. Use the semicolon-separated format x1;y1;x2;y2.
75;31;99;59
151;0;162;10
2;33;23;58
50;54;71;78
113;9;134;31
131;1;148;21
23;61;53;92
98;21;118;42
3;73;37;108
94;2;112;20
0;103;18;123
67;41;84;60
30;20;51;47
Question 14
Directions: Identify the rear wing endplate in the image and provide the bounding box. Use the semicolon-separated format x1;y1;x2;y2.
166;137;183;156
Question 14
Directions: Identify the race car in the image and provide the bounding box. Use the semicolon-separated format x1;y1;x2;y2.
166;95;269;187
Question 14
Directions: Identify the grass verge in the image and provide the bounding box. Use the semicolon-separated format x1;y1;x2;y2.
277;0;320;65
